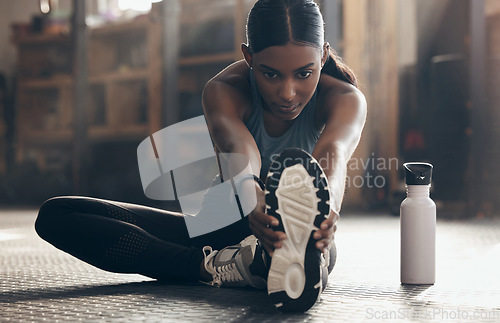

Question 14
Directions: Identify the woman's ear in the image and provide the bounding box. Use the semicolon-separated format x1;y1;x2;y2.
321;42;330;68
241;44;253;69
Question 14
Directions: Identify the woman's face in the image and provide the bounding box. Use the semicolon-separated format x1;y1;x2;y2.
250;42;324;121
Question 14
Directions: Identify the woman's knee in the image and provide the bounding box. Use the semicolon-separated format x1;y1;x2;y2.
35;196;73;239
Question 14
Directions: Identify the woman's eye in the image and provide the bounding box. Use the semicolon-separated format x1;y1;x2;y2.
297;71;312;79
263;72;278;79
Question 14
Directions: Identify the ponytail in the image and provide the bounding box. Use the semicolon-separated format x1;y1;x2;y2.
322;48;358;88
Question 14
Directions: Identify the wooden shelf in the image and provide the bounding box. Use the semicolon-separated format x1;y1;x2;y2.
89;69;150;83
13;17;162;171
12;0;248;174
90;18;152;36
89;125;148;140
12;32;70;45
18;76;73;89
21;130;74;143
179;52;239;66
18;126;150;145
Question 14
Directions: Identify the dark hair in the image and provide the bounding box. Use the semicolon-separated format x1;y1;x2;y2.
246;0;358;88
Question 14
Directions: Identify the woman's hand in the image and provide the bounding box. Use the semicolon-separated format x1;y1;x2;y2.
313;210;339;254
248;183;286;256
248;180;338;256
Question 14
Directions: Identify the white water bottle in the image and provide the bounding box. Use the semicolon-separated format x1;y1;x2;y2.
400;162;436;285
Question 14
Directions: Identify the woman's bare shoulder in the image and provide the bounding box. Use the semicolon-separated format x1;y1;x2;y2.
203;60;253;119
210;60;250;86
318;73;362;98
317;74;366;111
315;73;366;127
206;60;251;99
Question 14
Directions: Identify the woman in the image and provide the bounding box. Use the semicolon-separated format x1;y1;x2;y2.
35;0;366;313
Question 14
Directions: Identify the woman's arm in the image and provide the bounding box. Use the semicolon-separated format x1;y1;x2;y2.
311;84;367;253
202;74;286;254
203;78;260;176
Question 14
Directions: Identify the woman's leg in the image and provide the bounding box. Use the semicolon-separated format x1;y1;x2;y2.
98;197;254;251
35;196;205;282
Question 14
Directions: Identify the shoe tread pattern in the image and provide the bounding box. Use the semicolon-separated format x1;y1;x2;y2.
265;148;330;312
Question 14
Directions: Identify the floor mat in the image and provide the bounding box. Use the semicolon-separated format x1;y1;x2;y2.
1;209;499;322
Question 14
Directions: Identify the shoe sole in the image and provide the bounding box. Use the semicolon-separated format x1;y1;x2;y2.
265;148;330;312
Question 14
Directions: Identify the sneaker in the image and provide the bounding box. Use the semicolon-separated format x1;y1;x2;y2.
265;148;331;312
202;235;268;289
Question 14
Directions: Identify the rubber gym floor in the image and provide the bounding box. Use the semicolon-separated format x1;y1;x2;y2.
1;209;499;322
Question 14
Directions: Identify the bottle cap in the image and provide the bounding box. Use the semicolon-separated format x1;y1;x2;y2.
404;162;433;185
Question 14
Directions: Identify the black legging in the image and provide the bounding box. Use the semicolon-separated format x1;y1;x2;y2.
35;196;253;282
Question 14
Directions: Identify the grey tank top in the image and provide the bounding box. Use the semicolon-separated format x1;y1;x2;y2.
245;69;322;179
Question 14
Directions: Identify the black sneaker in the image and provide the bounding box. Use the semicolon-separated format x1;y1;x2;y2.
265;148;330;312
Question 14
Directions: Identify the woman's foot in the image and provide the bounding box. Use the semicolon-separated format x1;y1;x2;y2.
201;235;268;289
265;148;330;312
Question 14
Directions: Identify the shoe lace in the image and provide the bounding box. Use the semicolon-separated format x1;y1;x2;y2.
202;246;244;287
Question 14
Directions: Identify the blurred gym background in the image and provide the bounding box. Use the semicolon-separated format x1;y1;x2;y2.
0;0;498;218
